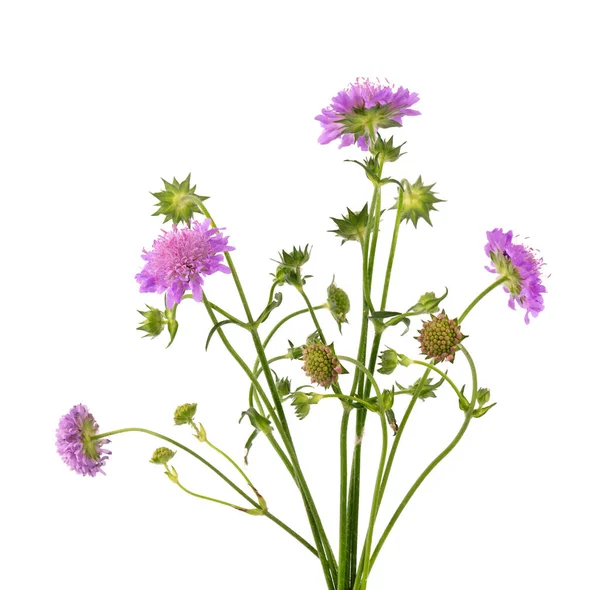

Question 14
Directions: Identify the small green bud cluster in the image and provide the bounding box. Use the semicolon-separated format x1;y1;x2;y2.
273;245;311;288
327;281;350;330
150;447;176;465
174;403;197;425
417;312;464;363
378;348;399;375
301;343;342;389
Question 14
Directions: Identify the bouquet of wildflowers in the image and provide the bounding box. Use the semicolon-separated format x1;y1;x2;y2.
56;79;546;590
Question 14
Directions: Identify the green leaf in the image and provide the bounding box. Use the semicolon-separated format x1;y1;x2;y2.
473;402;497;418
239;408;272;435
255;292;283;325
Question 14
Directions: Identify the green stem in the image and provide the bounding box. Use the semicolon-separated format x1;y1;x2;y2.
379;187;403;309
174;479;252;512
337;407;351;590
92;427;316;555
367;344;479;574
458;277;507;324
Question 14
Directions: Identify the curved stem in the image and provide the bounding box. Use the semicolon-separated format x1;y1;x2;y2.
174;479;252;512
367;344;479;574
411;360;468;405
92;427;316;555
458;277;507;324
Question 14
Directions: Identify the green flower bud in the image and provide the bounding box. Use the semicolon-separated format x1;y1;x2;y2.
275;376;292;398
394;177;443;228
327;280;350;330
378;348;399;375
150;447;176;465
151;174;209;226
330;204;370;245
137;305;166;339
174;403;197;425
301;344;342;389
416;312;464;363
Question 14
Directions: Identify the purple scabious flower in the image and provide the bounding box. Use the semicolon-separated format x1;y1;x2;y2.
485;228;546;324
316;78;420;150
56;404;111;477
136;219;234;308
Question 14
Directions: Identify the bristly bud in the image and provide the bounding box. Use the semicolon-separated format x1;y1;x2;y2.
416;312;465;363
275;375;292;398
137;305;166;339
372;135;406;163
151;174;209;226
150;447;176;465
378;348;399;375
409;289;448;315
301;343;342;389
327;280;350;331
393;177;443;227
174;403;197;426
273;245;312;288
330;204;370;245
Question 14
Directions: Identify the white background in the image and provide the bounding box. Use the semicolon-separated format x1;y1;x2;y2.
1;1;598;589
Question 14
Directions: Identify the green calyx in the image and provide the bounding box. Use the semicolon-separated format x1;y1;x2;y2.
371;135;406;163
417;312;465;363
378;348;399;375
150;447;176;465
330;203;370;245
488;251;523;296
151;174;209;226
338;104;402;141
174;403;197;426
137;305;166;339
327;280;350;331
81;418;100;460
273;245;312;288
394;177;443;227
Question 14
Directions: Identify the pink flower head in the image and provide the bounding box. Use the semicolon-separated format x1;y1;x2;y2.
485;228;546;324
56;404;110;477
316;78;420;150
136;219;233;308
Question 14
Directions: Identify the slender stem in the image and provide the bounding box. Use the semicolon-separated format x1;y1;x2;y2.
174;479;251;512
338;408;351;590
205;438;254;489
411;360;468;405
347;170;383;589
337;356;382;400
93;427;316;555
458;277;507;323
379;188;403;309
318;394;377;412
367;344;479;574
298;287;326;344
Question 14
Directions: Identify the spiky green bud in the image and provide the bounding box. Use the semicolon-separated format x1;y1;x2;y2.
273;245;312;288
301;344;342;389
416;312;464;363
150;447;176;465
393;177;443;227
173;403;197;426
371;135;406;163
330;204;370;245
151;174;209;225
378;348;400;375
137;305;166;339
275;375;292;398
327;280;350;331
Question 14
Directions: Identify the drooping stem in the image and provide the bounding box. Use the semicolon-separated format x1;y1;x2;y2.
92;427;316;555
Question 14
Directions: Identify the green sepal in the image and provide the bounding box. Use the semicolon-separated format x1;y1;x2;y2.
164;305;178;348
305;330;324;346
151;174;209;226
330;204;370;245
291;391;324;420
286;340;304;360
409;288;449;315
395;374;445;401
137;305;166;339
274;373;292;398
243;428;259;465
194;423;207;442
473;403;497;418
164;464;179;484
392;177;444;228
476;387;491;407
378;348;400;375
458;386;470;411
371;135;407;163
239;408;272;435
255;292;283;326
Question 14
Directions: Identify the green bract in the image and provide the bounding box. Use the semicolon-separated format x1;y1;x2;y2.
151;174;209;225
393;176;443;227
330;204;370;244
